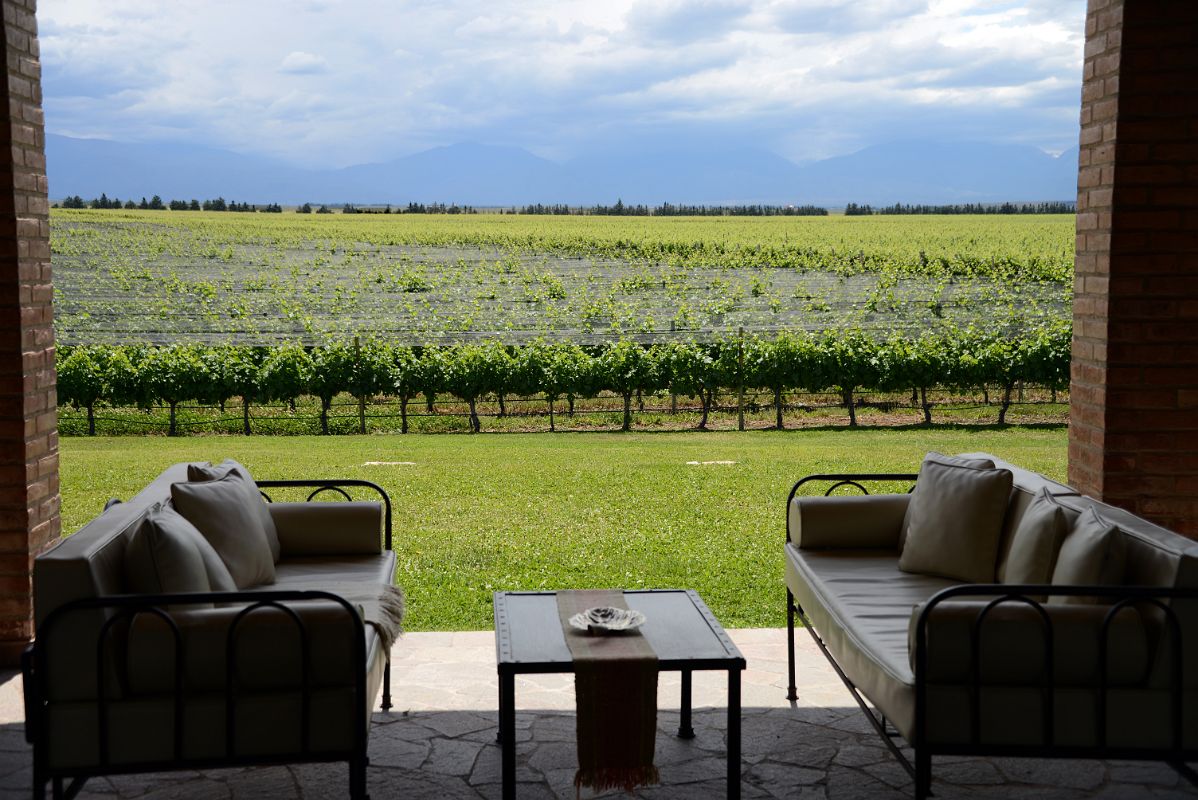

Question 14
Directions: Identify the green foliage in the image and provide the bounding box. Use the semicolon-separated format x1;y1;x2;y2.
52;327;1074;435
57;347;107;409
309;343;356;434
51;210;1073;347
656;340;714;399
137;345;212;435
596;340;660;431
57;346;109;435
260;344;314;405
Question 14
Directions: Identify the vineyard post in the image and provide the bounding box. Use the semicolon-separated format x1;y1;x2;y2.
355;336;366;435
737;327;745;432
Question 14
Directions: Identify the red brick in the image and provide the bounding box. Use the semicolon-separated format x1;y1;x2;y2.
0;2;60;663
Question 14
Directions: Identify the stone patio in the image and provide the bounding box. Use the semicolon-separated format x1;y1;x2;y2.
0;629;1193;799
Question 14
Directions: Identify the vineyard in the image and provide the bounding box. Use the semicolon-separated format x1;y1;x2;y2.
51;209;1075;435
57;329;1071;437
52;209;1073;345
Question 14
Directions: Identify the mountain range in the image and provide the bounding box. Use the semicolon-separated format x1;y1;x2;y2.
46;134;1078;207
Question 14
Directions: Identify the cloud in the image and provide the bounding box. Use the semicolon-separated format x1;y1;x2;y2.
37;0;1088;167
278;51;328;74
769;0;931;35
624;0;753;43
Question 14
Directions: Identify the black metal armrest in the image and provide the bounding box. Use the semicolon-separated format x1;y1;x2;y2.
912;583;1198;754
257;479;393;551
26;590;369;764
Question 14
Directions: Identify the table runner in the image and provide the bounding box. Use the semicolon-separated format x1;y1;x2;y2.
556;589;660;795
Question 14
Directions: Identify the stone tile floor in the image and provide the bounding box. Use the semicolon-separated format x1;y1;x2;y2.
0;629;1192;799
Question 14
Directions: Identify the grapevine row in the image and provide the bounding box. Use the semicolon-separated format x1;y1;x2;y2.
57;325;1071;436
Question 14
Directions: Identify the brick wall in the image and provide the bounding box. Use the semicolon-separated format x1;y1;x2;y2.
1069;0;1198;535
0;0;58;665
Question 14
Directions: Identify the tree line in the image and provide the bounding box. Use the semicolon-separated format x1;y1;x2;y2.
344;203;479;214
54;197;482;214
514;201;829;216
58;195;268;212
58;325;1070;437
844;201;1075;216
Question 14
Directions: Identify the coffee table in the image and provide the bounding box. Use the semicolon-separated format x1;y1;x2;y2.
493;589;746;799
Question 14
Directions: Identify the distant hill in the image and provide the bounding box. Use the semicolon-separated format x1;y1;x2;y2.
46;134;1078;207
793;141;1079;206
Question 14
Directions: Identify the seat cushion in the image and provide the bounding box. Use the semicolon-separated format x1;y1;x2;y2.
899;455;1013;583
271;550;398;590
124;503;237;598
171;473;277;589
786;544;962;736
188;460;281;562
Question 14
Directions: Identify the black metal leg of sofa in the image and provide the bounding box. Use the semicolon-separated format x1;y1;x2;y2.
914;749;931;800
51;776;86;800
350;755;369;800
786;590;798;702
382;658;393;711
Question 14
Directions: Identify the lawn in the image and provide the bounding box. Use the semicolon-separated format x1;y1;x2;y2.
60;427;1067;630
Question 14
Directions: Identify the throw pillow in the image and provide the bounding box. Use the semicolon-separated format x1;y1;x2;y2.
899;453;997;551
188;459;281;562
898;455;1013;583
1001;487;1071;585
1049;506;1126;605
125;503;238;598
171;472;277;588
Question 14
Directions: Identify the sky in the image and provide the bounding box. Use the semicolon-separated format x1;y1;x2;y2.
39;0;1087;169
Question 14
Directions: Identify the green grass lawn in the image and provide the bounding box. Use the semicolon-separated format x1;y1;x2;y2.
60;427;1067;631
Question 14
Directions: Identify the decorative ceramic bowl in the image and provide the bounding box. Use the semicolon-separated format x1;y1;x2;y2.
569;606;647;634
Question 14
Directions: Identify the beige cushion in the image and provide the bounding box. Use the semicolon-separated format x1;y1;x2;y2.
1050;506;1127;605
171;473;277;588
188;460;281;562
124;503;237;598
789;493;909;550
268;502;383;556
1002;487;1070;585
899;453;995;550
898;455;1013;583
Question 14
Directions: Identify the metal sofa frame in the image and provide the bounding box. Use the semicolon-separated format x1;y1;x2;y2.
23;479;394;800
784;473;1198;800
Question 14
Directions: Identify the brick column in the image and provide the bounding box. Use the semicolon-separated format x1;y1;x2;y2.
1069;0;1198;535
0;0;58;665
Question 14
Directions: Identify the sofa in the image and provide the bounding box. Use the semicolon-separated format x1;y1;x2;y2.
784;452;1198;799
22;461;401;800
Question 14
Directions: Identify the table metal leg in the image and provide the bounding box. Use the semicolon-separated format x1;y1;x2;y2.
496;667;505;743
678;669;696;739
786;590;798;702
728;669;741;800
499;671;516;800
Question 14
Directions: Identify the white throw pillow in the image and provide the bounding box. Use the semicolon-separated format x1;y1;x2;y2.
898;454;1013;583
171;473;277;588
188;459;281;563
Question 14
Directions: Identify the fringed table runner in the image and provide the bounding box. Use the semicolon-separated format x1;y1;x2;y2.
556;589;659;795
